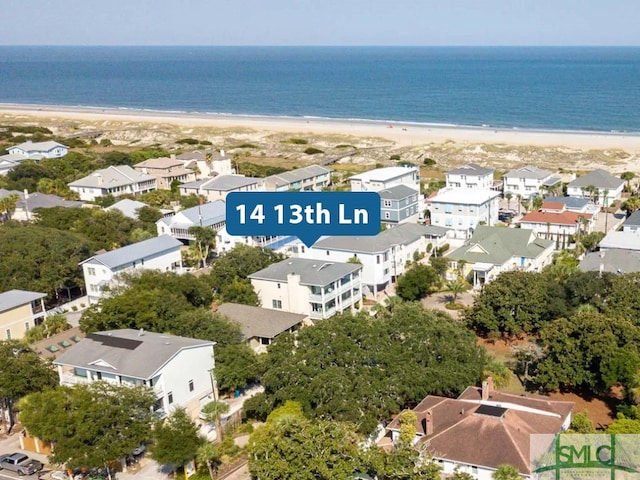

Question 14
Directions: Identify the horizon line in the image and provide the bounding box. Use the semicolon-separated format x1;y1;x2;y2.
1;44;640;48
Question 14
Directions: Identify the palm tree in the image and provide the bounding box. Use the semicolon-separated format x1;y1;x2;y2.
623;196;640;216
201;400;230;442
446;278;467;303
621;171;635;193
0;194;19;222
516;194;522;215
505;192;513;210
197;442;221;480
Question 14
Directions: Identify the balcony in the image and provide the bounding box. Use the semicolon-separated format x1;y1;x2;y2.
59;373;91;386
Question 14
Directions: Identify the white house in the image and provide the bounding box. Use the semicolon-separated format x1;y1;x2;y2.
599;230;640;252
503;165;556;199
156;201;226;242
445;164;494;190
447;226;555;288
12;192;84;221
215;226;295;255
301;224;451;295
248;258;363;320
264;165;332;192
623;210;640;234
427;188;501;239
378;379;573;480
54;329;216;419
349;166;420;193
176;150;235;179
68;165;157;201
179;175;264;202
8;140;68;159
81;235;183;304
566;169;624;206
518;201;594;247
0;289;47;341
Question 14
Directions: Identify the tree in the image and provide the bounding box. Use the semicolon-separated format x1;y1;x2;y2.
580;231;605;252
189;226;216;268
19;382;155;468
23;313;72;343
0;194;19;222
516;194;522;215
621;171;635;193
201;401;230;442
219;277;260;306
207;244;284;292
483;359;511;390
197;442;221;480
567;411;595;433
151;408;203;472
0;341;58;433
505;193;513;210
493;464;521;480
452;468;475;480
396;264;439;301
429;256;448;278
215;343;262;395
622;196;640;216
446;278;468;303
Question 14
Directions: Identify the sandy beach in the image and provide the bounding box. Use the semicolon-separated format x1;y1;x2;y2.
2;103;640;173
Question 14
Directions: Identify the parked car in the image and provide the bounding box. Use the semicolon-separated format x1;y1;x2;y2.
0;452;44;476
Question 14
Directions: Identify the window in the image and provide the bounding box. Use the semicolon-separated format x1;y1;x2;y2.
384;212;390;219
168;392;174;404
188;380;194;392
384;268;389;275
383;252;389;261
5;329;11;340
445;204;453;213
277;283;281;289
272;299;282;309
445;218;453;227
74;368;87;377
383;200;392;207
261;337;270;345
326;250;330;256
376;255;380;264
87;267;96;276
25;322;30;331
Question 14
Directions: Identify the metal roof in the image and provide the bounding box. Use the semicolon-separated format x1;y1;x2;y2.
0;289;46;313
624;210;640;227
157;201;226;230
265;165;332;187
249;257;361;287
503;165;552;180
81;235;183;270
68;165;156;189
105;199;149;219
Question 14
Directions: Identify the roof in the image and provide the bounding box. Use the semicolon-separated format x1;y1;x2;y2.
568;169;624;190
216;303;306;339
624;210;640;227
68;165;156;189
503;165;552;180
448;226;554;265
599;231;640;251
182;175;261;192
0;290;46;313
544;196;590;210
541;176;563;187
311;223;448;254
0;189;24;200
429;188;500;205
17;192;83;210
249;258;361;287
385;387;572;475
520;210;592;226
0;153;30;162
176;151;207;161
10;140;68;153
105;199;149;219
350;166;418;183
447;163;493;176
265;165;332;188
134;157;183;169
81;234;183;270
540;202;565;211
157;201;226;229
54;329;214;379
31;327;85;359
580;249;640;274
378;184;419;200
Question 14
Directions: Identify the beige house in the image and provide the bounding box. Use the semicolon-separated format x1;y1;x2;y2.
134;157;197;190
0;289;47;341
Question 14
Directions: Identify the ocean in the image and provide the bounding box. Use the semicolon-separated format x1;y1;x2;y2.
0;46;639;133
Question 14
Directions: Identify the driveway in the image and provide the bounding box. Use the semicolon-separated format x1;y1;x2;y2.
421;291;475;319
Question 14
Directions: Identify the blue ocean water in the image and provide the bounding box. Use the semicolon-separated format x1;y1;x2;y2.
0;46;639;133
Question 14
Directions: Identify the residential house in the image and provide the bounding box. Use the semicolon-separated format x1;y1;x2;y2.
0;154;28;175
81;235;183;304
427;188;500;239
179;175;264;202
215;303;306;353
518;201;593;247
598;230;640;252
105;199;150;220
215;226;295;255
580;249;640;275
447;226;555;288
543;196;600;217
0;289;47;341
378;378;573;480
623;210;640;234
503;165;554;199
445;164;494;190
301;224;450;295
349;166;420;193
264;165;332;192
32;327;86;360
176;150;234;179
54;329;216;419
156;201;226;242
8;140;68;159
68;165;157;201
12;192;84;221
133;157;197;190
379;184;420;226
567;169;624;206
248;258;363;320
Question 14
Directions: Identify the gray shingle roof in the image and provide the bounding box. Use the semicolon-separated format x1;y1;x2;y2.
158;201;226;230
624;210;640;228
599;231;640;251
0;290;46;313
10;140;68;153
176;151;207;161
447;163;493;176
183;175;261;191
249;258;361;287
379;184;418;200
312;223;447;254
81;235;182;270
18;193;83;210
216;303;306;339
567;169;624;190
580;249;640;274
448;226;554;265
503;165;552;180
54;329;214;379
68;165;156;189
265;165;332;188
105;199;149;219
0;189;23;200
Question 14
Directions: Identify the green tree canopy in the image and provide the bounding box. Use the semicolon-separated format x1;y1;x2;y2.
396;264;439;301
151;408;203;470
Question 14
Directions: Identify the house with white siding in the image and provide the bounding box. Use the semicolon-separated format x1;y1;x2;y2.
68;166;157;201
518;201;594;247
445;164;494;190
8;140;68;159
265;165;332;192
566;169;624;206
179;175;264;202
350;166;420;193
156;201;226;242
503;165;555;199
427;188;500;239
176;150;234;179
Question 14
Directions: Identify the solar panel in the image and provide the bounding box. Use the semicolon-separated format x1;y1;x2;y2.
88;333;142;350
475;404;507;417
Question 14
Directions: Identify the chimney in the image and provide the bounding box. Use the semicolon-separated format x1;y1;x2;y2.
138;328;145;337
424;410;434;436
482;376;494;400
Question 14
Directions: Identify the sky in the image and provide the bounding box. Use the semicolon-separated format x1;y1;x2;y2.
2;0;639;46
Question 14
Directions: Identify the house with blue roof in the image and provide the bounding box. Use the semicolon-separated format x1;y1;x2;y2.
80;235;183;304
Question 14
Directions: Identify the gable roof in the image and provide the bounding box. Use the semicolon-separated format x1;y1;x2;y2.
378;184;419;200
68;165;156;189
80;234;182;270
0;290;46;313
503;165;552;180
447;163;493;176
10;140;68;153
105;199;149;219
157;201;226;229
448;226;554;265
311;224;447;254
0;188;24;200
265;165;332;188
520;210;592;226
599;231;640;251
176;151;207;161
428;188;500;205
249;258;361;287
580;249;640;274
54;329;214;379
134;157;183;169
182;175;261;192
568;169;624;190
350;166;418;183
17;192;83;210
624;210;640;228
216;303;306;340
32;327;85;359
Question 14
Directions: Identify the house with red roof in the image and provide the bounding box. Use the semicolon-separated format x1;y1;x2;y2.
518;201;593;248
378;378;573;480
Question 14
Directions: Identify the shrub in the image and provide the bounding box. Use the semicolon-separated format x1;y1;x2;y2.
303;147;324;155
283;138;308;145
423;157;437;166
445;302;465;310
390;154;401;161
176;138;199;145
199;140;212;146
232;143;258;149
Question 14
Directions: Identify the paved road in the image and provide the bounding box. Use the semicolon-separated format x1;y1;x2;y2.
0;470;39;480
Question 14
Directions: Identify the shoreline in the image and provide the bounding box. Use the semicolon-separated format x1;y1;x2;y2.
2;102;640;154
